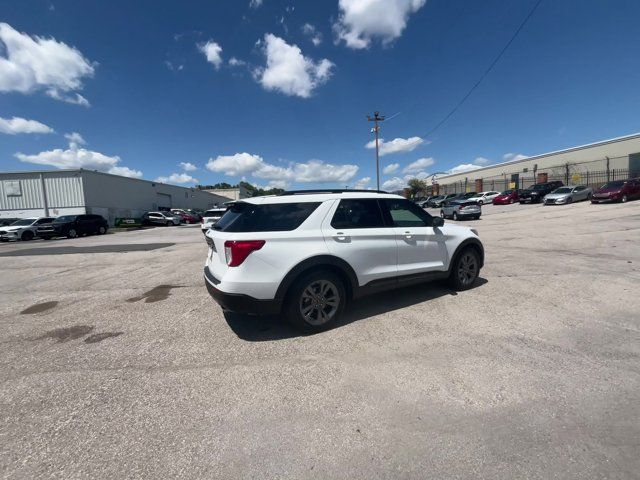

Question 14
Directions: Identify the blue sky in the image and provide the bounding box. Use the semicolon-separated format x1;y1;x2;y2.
1;0;640;191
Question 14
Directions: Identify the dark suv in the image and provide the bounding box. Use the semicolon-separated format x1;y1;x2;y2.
519;181;564;204
38;214;108;239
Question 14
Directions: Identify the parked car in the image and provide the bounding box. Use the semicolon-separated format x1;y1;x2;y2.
203;190;483;332
454;191;478;200
201;207;228;233
172;209;200;224
0;218;20;227
0;217;56;241
440;199;481;221
543;185;593;205
430;194;458;208
519;181;564;204
425;195;444;208
37;214;108;239
492;189;522;205
591;179;640;203
467;191;500;205
142;211;182;226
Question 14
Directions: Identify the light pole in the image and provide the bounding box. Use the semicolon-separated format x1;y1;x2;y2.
367;111;385;190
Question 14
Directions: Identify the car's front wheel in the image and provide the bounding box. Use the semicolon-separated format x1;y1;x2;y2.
621;194;628;203
67;228;78;239
449;248;480;291
452;212;458;221
285;270;346;333
21;230;34;241
98;226;107;235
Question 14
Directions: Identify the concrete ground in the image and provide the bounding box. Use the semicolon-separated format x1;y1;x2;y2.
1;200;639;479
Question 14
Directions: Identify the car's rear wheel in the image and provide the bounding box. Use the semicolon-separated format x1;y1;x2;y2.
587;193;592;201
452;212;458;221
509;199;514;204
21;230;34;241
621;194;628;203
448;248;480;291
98;226;107;235
473;215;480;220
440;211;445;218
285;270;346;333
166;221;172;226
67;228;77;239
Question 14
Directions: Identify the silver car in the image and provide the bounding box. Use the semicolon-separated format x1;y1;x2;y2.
543;185;593;205
440;199;481;221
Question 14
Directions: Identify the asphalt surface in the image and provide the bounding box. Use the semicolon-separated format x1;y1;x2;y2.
1;201;639;479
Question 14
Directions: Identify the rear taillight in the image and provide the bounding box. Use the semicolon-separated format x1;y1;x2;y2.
224;240;265;267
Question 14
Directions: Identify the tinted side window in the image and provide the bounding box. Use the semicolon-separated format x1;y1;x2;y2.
218;202;321;232
330;199;384;229
384;199;434;227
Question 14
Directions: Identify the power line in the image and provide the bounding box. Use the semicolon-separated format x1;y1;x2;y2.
419;0;544;140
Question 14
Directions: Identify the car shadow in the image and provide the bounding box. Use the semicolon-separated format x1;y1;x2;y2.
224;277;488;342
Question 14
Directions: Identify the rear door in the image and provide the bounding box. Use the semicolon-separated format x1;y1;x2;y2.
321;198;397;286
381;198;447;275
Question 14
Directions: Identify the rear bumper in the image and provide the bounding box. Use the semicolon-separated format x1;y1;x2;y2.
204;266;282;315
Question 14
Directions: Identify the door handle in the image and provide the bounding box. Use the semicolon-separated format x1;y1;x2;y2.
334;232;348;241
404;231;412;239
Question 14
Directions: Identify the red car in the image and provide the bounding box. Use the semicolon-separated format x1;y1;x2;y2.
492;189;522;205
591;179;640;203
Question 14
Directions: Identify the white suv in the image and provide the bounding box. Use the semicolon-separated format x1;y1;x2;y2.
204;191;484;332
201;207;228;234
0;217;56;241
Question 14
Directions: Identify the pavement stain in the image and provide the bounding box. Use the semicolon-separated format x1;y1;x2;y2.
84;332;124;344
36;325;94;343
20;301;58;314
126;285;182;303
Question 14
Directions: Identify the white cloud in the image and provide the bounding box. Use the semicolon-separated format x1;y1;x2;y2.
198;40;223;69
302;23;323;46
64;131;85;148
256;34;334;98
353;176;371;189
155;172;199;184
15;134;142;178
228;57;246;67
0;116;53;135
249;0;263;7
474;156;490;165
383;163;400;174
333;0;426;49
403;157;434;173
179;161;197;171
365;136;423;156
381;177;406;191
0;22;94;104
206;152;358;184
446;163;482;175
503;152;528;162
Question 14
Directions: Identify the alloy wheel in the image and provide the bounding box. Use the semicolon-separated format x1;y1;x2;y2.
299;280;340;326
457;253;478;287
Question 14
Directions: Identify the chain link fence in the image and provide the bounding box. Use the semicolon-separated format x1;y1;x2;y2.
430;155;638;195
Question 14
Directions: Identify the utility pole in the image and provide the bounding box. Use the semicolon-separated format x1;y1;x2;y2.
367;111;385;190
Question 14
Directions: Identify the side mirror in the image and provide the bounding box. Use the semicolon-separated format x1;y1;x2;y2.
432;217;444;227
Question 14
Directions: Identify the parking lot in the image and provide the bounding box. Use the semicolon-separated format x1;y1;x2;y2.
1;200;639;479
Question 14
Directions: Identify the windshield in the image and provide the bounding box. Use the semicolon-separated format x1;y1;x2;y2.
600;181;624;189
532;184;548;190
54;215;77;223
553;187;572;194
501;190;514;195
9;218;35;226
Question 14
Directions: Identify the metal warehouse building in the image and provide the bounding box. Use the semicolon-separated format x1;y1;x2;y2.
0;169;229;225
431;133;640;194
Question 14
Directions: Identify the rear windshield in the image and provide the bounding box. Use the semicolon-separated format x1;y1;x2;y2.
54;215;76;223
600;181;624;189
204;209;226;216
214;202;320;232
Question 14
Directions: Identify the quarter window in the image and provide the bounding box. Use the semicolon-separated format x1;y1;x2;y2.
330;199;384;229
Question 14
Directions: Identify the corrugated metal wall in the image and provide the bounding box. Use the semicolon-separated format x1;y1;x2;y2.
0;172;85;211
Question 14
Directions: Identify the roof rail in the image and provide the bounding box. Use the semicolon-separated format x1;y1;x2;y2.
279;189;389;195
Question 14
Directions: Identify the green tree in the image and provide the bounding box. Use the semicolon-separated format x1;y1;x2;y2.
407;178;427;199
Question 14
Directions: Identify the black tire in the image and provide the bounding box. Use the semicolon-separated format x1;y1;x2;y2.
587;193;593;201
21;230;34;241
98;225;107;235
478;200;484;205
473;215;480;220
440;211;445;218
285;270;346;333
509;199;514;204
448;248;480;291
566;197;572;204
452;212;458;221
166;221;172;226
621;194;628;203
67;228;78;239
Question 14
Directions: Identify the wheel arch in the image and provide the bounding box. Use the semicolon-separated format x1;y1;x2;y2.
275;255;358;302
449;238;484;271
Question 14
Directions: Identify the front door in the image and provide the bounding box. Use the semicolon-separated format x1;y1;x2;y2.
321;198;397;286
381;199;446;276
